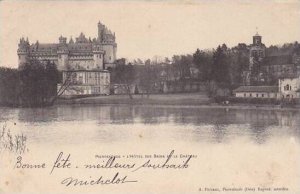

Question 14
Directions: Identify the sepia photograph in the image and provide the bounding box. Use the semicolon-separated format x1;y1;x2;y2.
0;0;300;193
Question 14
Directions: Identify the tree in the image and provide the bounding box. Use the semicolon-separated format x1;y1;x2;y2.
113;62;136;99
139;65;158;97
193;48;212;81
0;67;19;106
172;55;192;81
19;60;59;106
211;45;230;85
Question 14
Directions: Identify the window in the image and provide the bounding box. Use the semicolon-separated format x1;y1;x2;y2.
256;94;258;98
284;84;291;91
78;76;83;84
262;94;264;98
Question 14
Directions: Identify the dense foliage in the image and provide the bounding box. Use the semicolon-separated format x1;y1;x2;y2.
116;41;299;97
0;60;60;107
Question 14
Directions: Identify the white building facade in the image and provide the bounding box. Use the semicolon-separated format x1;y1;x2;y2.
278;76;300;98
57;70;110;97
234;77;300;99
233;86;278;99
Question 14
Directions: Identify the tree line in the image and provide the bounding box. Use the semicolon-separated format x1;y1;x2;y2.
111;41;300;97
0;60;60;107
1;41;299;105
111;43;248;97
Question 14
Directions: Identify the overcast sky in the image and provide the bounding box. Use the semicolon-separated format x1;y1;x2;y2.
1;0;300;68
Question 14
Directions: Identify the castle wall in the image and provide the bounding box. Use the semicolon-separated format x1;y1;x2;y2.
102;44;115;64
93;53;104;69
18;21;117;72
68;59;94;70
58;54;68;70
18;54;28;66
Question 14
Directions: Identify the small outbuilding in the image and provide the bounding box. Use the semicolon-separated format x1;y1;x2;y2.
233;86;279;98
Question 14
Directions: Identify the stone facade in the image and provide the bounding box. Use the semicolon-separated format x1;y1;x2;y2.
17;21;117;70
57;70;110;97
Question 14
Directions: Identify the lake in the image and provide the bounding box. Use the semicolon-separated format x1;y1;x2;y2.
0;105;300;193
1;105;299;145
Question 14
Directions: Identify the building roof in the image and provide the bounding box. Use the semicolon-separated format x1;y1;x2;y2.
233;86;278;93
68;43;93;52
30;43;58;51
62;69;109;73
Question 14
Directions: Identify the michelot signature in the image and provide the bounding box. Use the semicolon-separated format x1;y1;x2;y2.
13;150;195;187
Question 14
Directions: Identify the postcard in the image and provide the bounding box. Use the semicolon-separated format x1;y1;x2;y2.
0;0;300;194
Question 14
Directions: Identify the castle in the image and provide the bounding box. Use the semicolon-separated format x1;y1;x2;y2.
17;21;117;70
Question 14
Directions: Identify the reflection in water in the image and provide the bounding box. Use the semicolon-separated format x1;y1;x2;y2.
0;105;299;145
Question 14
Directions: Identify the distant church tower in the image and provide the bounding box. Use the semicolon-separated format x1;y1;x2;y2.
249;31;265;70
242;31;266;86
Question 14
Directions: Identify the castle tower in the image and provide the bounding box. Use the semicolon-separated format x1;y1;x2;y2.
93;44;104;69
102;30;117;68
57;36;69;70
97;21;117;69
17;37;30;68
98;21;105;42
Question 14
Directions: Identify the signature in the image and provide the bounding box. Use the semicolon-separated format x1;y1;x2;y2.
61;172;137;187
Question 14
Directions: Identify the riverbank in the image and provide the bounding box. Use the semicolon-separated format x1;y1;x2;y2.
55;93;300;111
55;92;212;106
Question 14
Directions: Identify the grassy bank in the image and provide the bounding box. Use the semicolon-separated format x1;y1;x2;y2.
55;92;212;106
54;92;300;111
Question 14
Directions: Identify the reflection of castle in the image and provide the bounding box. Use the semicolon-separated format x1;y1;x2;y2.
17;21;117;70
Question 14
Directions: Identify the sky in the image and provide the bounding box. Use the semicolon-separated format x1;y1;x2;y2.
1;0;300;68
